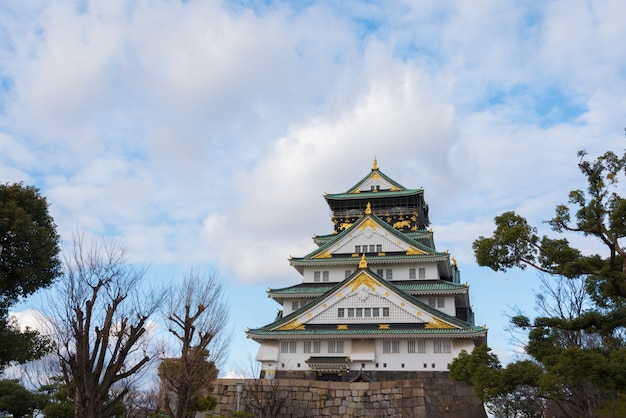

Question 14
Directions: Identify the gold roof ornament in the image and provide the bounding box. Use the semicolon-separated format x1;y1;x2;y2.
359;254;368;269
372;157;378;170
365;202;372;215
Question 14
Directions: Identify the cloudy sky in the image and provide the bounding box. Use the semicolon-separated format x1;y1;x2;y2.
2;0;625;377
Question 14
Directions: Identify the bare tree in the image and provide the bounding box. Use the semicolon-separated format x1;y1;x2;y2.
49;234;162;418
159;270;229;418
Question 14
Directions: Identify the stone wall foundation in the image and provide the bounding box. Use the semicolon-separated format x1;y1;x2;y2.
212;372;486;417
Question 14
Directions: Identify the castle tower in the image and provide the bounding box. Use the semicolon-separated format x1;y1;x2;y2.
247;160;487;381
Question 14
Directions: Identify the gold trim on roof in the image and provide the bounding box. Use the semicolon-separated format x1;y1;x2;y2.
337;325;348;330
347;272;380;292
365;202;372;215
358;254;368;269
378;324;390;330
358;218;379;230
406;247;427;255
313;250;332;259
276;319;306;331
425;318;456;329
373;157;378;170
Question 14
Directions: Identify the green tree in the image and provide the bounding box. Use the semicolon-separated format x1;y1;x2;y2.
451;149;626;417
0;183;61;369
0;379;48;418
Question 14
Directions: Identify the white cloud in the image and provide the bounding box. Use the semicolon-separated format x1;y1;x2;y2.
2;0;625;372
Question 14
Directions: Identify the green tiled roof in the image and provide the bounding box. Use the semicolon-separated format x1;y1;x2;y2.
268;281;467;297
248;327;487;337
331;167;409;196
255;268;475;336
295;212;441;261
325;189;423;200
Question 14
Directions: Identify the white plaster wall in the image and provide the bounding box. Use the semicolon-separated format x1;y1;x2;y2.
301;263;440;284
258;338;476;373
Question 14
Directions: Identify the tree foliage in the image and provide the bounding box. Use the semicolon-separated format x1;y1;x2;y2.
0;183;61;310
0;379;48;418
0;183;60;368
50;234;162;418
453;149;626;417
159;270;228;418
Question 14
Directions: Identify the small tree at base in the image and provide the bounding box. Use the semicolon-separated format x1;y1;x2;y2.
160;270;229;418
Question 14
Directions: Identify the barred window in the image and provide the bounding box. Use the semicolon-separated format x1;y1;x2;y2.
409;268;416;279
338;308;345;318
383;340;399;353
289;341;297;353
419;268;426;279
382;307;390;317
328;340;344;353
314;271;320;282
280;342;289;353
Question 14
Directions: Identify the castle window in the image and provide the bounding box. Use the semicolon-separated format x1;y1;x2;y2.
338;308;345;318
409;340;426;353
328;340;344;353
428;298;436;308
289;341;297;353
322;271;329;282
355;245;361;253
280;342;289;353
364;308;371;317
434;340;451;354
376;269;384;277
419;268;426;279
345;270;351;278
292;301;299;311
437;298;445;308
369;245;375;253
348;308;354;317
372;308;379;317
305;341;321;353
376;244;382;252
314;271;320;282
382;307;390;317
409;268;416;279
385;269;393;280
383;340;399;353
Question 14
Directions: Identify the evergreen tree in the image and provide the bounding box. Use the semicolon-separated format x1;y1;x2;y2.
450;149;626;417
0;183;61;369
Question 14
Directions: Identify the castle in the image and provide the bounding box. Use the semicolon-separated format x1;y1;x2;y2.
247;159;486;381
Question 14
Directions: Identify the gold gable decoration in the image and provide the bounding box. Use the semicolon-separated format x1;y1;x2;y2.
358;218;379;231
373;157;378;170
313;250;332;259
406;247;426;255
358;254;368;269
276;319;306;331
347;271;380;292
425;318;456;329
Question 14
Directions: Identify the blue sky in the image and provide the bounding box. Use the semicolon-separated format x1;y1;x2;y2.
2;0;625;378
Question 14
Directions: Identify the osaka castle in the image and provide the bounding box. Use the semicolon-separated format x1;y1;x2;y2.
247;159;487;381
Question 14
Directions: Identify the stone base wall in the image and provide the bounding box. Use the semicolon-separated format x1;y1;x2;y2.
212;372;486;418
